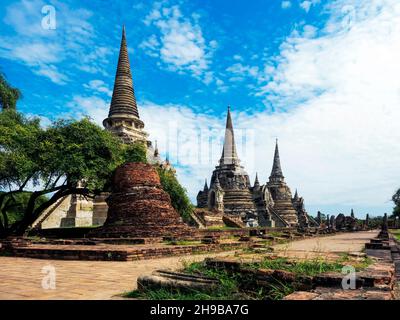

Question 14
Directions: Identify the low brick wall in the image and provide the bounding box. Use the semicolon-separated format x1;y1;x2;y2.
29;227;99;238
283;261;395;300
7;242;250;262
284;230;397;300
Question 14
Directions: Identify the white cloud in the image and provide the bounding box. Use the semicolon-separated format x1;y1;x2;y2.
34;64;69;85
83;80;112;97
141;3;216;83
300;0;320;13
67;95;109;125
75;46;113;76
139;35;160;57
251;0;400;213
0;37;68;84
281;1;292;9
300;1;312;12
0;0;111;84
226;63;261;82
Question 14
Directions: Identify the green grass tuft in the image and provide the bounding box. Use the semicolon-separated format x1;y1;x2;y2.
127;255;373;301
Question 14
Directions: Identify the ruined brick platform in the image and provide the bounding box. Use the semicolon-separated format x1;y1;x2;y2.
283;229;397;300
0;228;344;262
90;163;195;238
5;241;249;261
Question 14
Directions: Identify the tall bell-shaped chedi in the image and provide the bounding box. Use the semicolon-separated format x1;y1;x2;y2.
266;140;299;226
200;107;257;217
103;26;149;145
196;111;311;228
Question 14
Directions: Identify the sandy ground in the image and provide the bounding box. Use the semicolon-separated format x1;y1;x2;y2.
273;230;379;259
0;230;378;300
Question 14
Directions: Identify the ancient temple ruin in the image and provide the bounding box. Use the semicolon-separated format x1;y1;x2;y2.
32;26;165;229
197;107;313;228
32;26;314;231
91;163;193;238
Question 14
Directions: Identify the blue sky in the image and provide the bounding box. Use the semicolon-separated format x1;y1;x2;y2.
1;0;399;218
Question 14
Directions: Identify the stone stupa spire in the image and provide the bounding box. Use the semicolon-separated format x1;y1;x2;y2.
108;25;139;118
103;26;148;144
203;179;209;192
254;173;260;188
269;139;284;183
220;106;240;165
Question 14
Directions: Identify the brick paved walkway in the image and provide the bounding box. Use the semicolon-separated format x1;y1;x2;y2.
0;231;378;300
0;251;236;300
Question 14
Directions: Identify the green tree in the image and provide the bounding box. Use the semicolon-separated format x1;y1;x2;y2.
0;73;20;110
0;112;125;237
123;142;147;163
0;192;48;225
156;167;194;224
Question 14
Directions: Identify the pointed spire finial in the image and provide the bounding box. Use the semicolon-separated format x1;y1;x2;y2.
269;138;284;183
254;172;260;188
203;179;209;192
293;189;299;201
108;26;139;119
220;106;239;165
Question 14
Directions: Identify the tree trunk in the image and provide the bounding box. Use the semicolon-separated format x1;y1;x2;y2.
13;187;94;236
0;191;22;238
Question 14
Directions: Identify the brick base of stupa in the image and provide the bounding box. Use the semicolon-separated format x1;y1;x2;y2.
90;162;195;238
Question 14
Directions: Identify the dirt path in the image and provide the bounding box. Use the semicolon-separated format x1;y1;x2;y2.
273;230;379;259
0;231;378;300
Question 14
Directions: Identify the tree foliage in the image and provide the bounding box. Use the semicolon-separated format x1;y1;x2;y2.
0;73;20;110
0;81;191;236
0;111;125;237
156;167;194;224
123;142;147;164
0;192;48;225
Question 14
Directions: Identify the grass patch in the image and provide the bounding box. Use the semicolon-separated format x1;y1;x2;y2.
336;253;373;270
390;229;400;240
267;231;285;238
124;288;231;300
206;226;238;231
129;255;373;301
247;257;344;276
